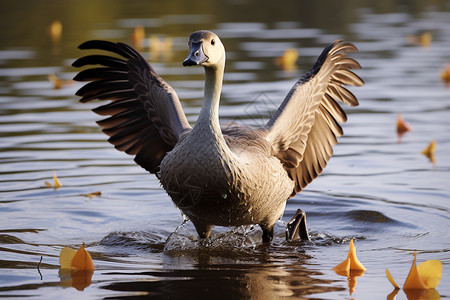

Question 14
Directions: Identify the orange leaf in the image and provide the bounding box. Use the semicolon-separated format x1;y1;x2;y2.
333;257;351;276
71;243;95;271
441;64;450;86
48;74;74;90
333;239;366;275
386;268;400;289
347;239;366;271
132;26;145;50
403;252;427;290
83;191;102;200
397;113;411;135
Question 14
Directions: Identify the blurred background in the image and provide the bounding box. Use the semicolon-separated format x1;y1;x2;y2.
0;0;449;299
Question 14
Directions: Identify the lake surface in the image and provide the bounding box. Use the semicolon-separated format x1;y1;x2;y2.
0;0;449;299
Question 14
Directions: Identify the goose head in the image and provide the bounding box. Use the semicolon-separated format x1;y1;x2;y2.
183;30;225;69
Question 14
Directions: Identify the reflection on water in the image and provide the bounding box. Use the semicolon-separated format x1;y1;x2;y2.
1;0;450;299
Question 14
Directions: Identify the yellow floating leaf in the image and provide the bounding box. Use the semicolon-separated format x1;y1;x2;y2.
407;32;432;48
53;171;62;189
71;243;95;271
386;268;400;289
149;35;173;61
347;239;366;271
397;113;411;135
419;32;432;48
149;35;161;59
48;74;74;90
403;252;427;290
333;257;351;276
163;37;173;53
333;239;366;276
275;48;299;71
421;140;436;164
59;247;76;269
45;181;52;188
132;26;145;50
49;20;62;44
417;260;442;289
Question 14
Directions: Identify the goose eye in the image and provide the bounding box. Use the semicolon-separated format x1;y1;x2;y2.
211;39;215;45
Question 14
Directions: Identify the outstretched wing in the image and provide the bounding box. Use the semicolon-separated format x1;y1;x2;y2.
73;40;192;174
264;40;363;195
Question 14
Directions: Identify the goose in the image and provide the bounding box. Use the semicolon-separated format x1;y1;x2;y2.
73;30;363;242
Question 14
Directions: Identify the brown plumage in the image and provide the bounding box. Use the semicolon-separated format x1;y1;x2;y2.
73;30;363;242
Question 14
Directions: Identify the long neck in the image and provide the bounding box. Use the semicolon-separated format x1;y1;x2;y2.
196;64;225;135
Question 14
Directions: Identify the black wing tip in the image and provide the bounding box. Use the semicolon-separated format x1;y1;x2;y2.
72;40;118;68
302;39;360;84
77;40;116;50
74;40;139;61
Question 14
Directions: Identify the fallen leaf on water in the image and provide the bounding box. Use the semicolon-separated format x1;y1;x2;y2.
83;191;102;200
421;140;436;164
386;252;442;291
58;243;95;291
53;171;62;189
419;32;432;48
386;268;400;289
49;20;62;44
275;48;299;72
416;259;442;289
397;113;411;141
397;114;411;143
149;35;173;61
59;243;95;271
332;239;366;295
441;64;450;87
333;239;366;275
407;32;432;48
59;247;76;269
45;171;62;190
132;26;145;50
48;74;74;90
403;252;427;290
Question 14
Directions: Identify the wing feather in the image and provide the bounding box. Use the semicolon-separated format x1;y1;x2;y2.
264;40;363;194
73;40;192;174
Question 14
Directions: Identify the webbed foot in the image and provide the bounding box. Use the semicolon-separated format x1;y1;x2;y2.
286;209;310;241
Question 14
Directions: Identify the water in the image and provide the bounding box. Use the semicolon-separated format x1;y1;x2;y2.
1;0;450;299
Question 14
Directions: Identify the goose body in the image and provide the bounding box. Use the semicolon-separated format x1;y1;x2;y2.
73;30;363;242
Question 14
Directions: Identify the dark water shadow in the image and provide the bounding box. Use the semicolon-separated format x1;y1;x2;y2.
99;224;345;299
101;251;344;299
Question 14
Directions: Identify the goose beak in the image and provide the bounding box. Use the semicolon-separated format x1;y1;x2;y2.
183;42;208;66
